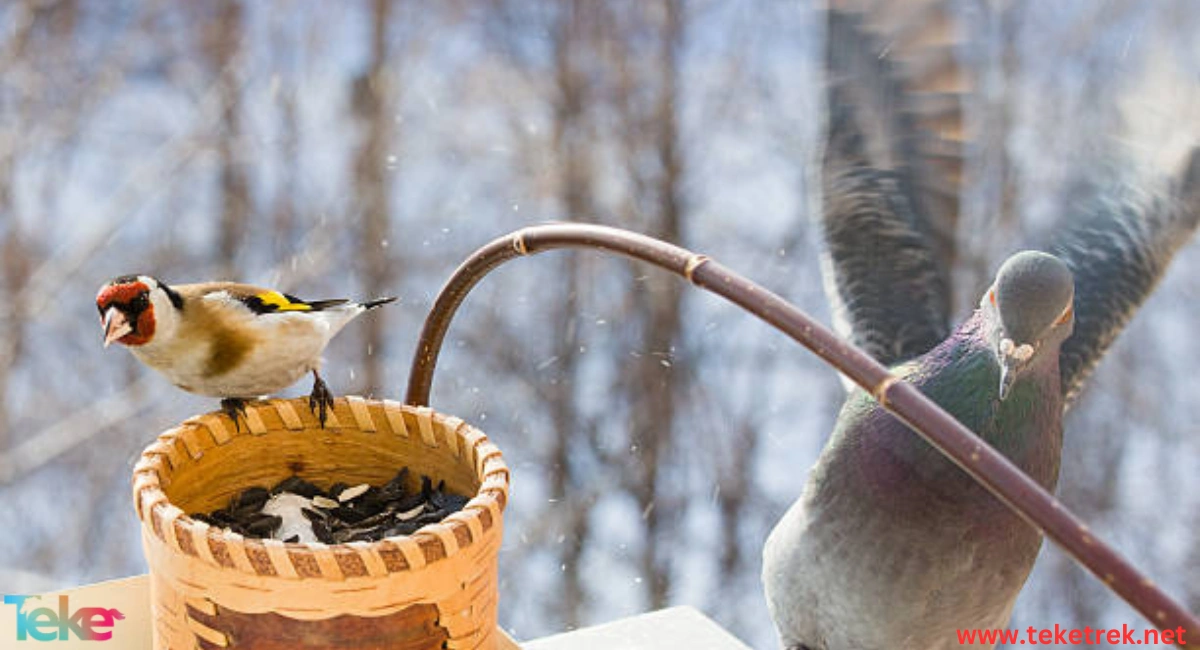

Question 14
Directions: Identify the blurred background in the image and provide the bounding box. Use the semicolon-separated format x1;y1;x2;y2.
0;1;1198;647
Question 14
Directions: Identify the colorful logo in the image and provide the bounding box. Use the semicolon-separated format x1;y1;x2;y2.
3;595;124;642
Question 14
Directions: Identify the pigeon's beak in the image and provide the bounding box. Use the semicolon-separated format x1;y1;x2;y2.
102;307;133;348
998;361;1017;400
997;337;1034;400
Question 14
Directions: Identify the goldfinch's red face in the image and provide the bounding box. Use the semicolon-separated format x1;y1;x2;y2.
97;278;156;347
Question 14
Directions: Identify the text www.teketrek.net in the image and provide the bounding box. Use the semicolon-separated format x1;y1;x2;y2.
956;624;1188;646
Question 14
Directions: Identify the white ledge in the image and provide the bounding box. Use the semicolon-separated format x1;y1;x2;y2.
522;606;752;650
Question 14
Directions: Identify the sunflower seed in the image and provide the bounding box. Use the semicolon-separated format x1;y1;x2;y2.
396;503;426;521
311;495;339;509
338;484;371;502
190;469;471;545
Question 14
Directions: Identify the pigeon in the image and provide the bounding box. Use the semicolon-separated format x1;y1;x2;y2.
762;2;1200;648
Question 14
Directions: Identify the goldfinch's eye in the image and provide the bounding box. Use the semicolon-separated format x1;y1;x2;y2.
131;293;150;311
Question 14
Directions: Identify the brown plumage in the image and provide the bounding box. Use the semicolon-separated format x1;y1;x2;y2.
97;275;396;426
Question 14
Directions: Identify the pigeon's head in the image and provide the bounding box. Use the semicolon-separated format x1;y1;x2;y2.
979;251;1075;399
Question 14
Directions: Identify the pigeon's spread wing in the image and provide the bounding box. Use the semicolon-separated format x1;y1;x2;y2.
1051;149;1200;407
821;1;966;368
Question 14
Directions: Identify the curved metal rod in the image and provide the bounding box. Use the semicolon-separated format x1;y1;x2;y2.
405;223;1197;641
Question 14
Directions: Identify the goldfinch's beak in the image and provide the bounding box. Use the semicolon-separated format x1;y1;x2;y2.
103;307;133;348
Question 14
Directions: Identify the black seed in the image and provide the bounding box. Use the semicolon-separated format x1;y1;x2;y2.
352;508;398;530
233;486;270;511
311;518;333;543
232;504;263;521
355;487;384;507
396;492;425;512
189;469;473;543
382;468;410;498
301;507;327;523
442;494;470;512
246;515;282;536
385;522;422;537
333;505;366;524
273;476;322;499
414;510;444;525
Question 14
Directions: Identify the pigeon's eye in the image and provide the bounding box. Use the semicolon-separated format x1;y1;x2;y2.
989;290;996;306
1054;304;1073;327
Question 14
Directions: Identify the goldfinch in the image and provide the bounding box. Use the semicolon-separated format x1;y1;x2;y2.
96;275;396;427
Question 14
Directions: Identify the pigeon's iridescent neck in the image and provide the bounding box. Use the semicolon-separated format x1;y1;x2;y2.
855;309;1064;495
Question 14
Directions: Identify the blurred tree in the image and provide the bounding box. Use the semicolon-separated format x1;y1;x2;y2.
201;0;250;278
352;0;397;396
609;0;687;611
0;3;1194;649
542;0;599;627
0;2;47;453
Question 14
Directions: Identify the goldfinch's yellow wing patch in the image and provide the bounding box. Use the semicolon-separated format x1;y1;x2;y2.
241;290;314;314
259;290;313;311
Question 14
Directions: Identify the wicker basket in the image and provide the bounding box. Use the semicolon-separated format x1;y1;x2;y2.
132;397;509;650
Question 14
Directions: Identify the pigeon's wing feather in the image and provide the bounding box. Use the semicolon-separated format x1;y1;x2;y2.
821;1;966;368
1050;149;1200;406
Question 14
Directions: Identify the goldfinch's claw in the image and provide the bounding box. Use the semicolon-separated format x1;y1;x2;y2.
220;398;249;432
309;373;335;428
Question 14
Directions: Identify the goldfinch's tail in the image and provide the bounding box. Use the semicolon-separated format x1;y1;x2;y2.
359;296;398;310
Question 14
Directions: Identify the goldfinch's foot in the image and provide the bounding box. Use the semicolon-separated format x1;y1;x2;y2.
309;372;335;428
220;398;249;431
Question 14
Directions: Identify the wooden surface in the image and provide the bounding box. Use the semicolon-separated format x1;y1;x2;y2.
0;575;153;649
1;575;749;649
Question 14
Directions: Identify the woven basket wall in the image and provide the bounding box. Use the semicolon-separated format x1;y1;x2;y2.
132;397;509;650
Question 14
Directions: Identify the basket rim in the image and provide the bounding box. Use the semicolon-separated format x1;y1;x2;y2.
132;396;509;580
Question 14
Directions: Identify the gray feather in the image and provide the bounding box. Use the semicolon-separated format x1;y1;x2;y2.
821;167;951;364
821;3;964;367
1049;148;1200;406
